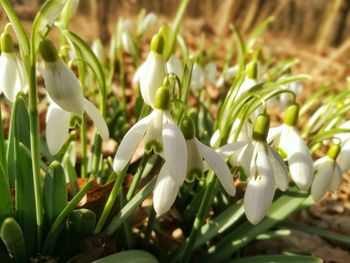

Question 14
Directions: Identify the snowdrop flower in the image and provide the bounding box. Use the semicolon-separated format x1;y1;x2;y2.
216;65;239;87
180;116;236;195
220;114;288;224
268;103;313;190
190;63;205;92
112;86;187;214
235;60;258;101
306;103;336;134
137;12;157;36
166;55;183;79
91;38;106;65
138;34;167;107
311;144;342;202
334;121;350;172
38;0;66;34
40;39;109;154
279;81;303;109
0;32;27;102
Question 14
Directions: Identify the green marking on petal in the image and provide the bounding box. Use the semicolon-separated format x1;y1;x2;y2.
278;147;287;159
186;168;203;182
145;140;163;153
236;165;248;181
70;115;82;128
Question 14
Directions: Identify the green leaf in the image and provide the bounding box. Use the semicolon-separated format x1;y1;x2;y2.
228;254;323;263
42;179;94;255
43;161;67;228
247;16;274;50
7;95;37;255
0;107;13;224
1;217;27;263
280;222;350;246
201;188;309;263
92;250;159;263
103;177;156;236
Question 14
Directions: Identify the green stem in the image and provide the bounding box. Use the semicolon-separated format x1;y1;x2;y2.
80;117;88;178
28;46;43;250
180;172;218;262
143;207;157;248
126;154;150;201
94;168;128;234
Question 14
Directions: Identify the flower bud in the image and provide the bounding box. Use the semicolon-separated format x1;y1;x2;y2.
246;60;258;80
0;33;14;53
150;34;164;55
252;114;270;141
39;39;58;63
327;144;341;160
154;86;170;110
180;116;196;140
284;103;299;127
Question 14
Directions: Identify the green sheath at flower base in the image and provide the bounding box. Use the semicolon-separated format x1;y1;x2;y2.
180;116;195;140
284;103;299;127
246;60;258;79
39;39;58;63
150;34;164;55
253;49;262;61
252;114;270;141
154;86;170;110
327;144;341;160
0;33;14;53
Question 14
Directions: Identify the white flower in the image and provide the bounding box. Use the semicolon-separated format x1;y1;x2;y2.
46;99;109;155
190;63;205;92
235;76;257;101
216;65;239;87
0;33;27;102
42;58;85;115
138;34;167;107
91;38;106;65
137;12;156;36
38;0;66;33
166;55;183;79
268;123;313;190
219;114;288;224
334;121;350;172
113;87;187;215
279;81;303;109
311;149;342;202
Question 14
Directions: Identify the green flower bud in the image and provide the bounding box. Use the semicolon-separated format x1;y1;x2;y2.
246;60;258;80
150;34;164;55
252;114;270;141
0;33;14;53
180;116;196;140
39;39;58;63
154;86;170;110
284;103;299;127
327;144;341;160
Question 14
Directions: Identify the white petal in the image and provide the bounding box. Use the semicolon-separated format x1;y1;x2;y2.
0;53;23;102
237;142;254;175
144;109;163;152
196;138;236;196
186;139;204;178
112;114;152;172
84;98;109;140
133;62;145;84
217;142;248;158
153;166;179;215
338;140;350;172
138;12;157;35
204;62;217;85
46;102;71;155
166;55;183;79
140;52;167;107
311;157;333;202
190;63;205;91
267;147;289;191
329;163;342;191
162;115;187;185
280;125;313;190
235;76;256;101
244;152;275;224
267;126;281;144
43;59;85;115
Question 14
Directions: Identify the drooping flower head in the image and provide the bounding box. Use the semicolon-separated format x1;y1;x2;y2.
311;144;343;202
39;39;109;155
113;85;187;214
139;34;167;107
268;103;314;190
0;31;27;102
